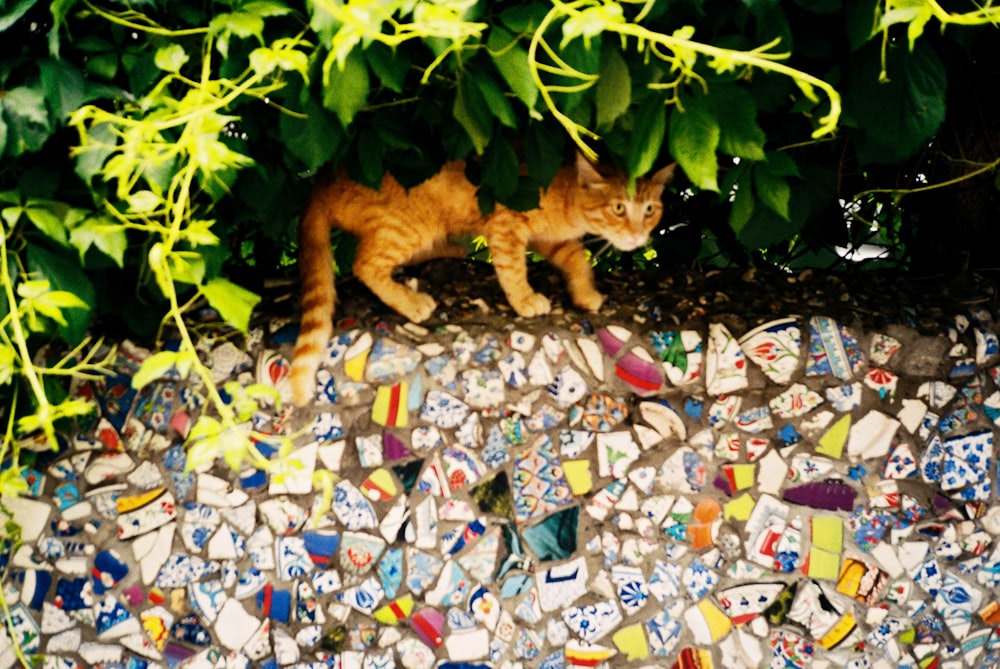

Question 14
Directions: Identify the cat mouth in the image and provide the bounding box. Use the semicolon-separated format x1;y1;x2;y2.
614;235;649;252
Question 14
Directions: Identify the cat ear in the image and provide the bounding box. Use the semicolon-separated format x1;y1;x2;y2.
650;162;677;187
575;151;605;188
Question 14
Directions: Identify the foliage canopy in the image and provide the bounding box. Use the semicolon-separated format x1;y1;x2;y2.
0;0;998;504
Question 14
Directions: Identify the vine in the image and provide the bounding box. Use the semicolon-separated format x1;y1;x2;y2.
528;0;842;167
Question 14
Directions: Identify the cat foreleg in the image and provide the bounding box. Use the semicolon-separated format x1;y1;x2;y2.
488;222;552;317
534;239;606;313
353;238;438;323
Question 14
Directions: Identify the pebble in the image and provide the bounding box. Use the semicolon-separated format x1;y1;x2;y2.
5;297;1000;669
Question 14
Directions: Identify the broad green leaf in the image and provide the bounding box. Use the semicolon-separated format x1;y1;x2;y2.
728;180;755;233
69;216;128;267
482;137;520;200
74;121;116;184
365;43;409;94
199;277;261;333
241;0;292;17
475;73;518;129
154;44;189;73
127;190;161;213
38;59;86;121
525;121;565;187
323;48;370;129
0;113;7;157
754;166;791;221
26;245;94;343
0;86;53;157
763;151;800;178
627;99;666;181
281;94;345;172
669;98;720;191
846;41;946;165
24;202;69;245
132;351;191;390
845;0;880;50
711;86;766;162
249;45;309;80
561;2;624;49
0;0;38;31
453;73;492;155
210;10;265;58
596;46;631;131
487;26;539;112
166;250;207;286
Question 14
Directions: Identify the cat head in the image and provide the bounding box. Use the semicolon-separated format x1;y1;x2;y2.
575;152;676;252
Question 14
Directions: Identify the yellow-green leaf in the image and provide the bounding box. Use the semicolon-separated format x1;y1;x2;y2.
199;277;261;333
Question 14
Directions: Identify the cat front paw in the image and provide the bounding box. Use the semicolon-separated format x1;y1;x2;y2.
399;293;437;323
512;292;552;318
573;291;606;313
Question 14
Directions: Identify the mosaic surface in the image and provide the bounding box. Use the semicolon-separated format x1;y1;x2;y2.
3;298;1000;669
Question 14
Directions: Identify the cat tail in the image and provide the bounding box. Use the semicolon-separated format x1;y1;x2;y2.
289;202;337;406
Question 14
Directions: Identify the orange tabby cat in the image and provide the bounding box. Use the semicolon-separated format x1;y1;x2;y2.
289;152;675;405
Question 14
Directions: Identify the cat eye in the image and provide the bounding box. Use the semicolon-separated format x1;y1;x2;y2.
644;204;656;216
611;202;626;215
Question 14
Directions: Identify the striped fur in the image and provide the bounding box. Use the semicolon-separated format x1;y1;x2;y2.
289;153;675;405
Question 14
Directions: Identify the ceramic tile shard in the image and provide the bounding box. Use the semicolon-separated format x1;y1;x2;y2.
739;317;802;384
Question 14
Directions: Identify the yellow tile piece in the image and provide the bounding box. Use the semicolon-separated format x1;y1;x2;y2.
372;383;408;427
117;487;166;513
807;547;841;579
373;595;414;625
816;413;851;458
723;493;756;521
729;463;756;491
698;599;732;642
811;516;843;552
344;348;369;381
562;459;593;496
611;623;649;661
361;468;398;502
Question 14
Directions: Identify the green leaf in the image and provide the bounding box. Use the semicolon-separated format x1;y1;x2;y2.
323;48;370;129
728;178;755;233
482;137;520;200
668;96;720;191
38;59;86;122
69;215;128;267
453;73;493;155
754;166;791;221
0;0;38;31
365;43;409;94
74;122;117;184
475;73;518;129
626;98;666;181
167;250;207;286
26;245;95;343
154;44;190;73
24;201;69;245
0;86;53;157
846;41;946;165
596;45;631;131
525;121;565;187
710;86;766;161
132;351;188;390
487;26;539;112
280;93;345;171
199;277;261;333
210;10;265;58
845;0;880;50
